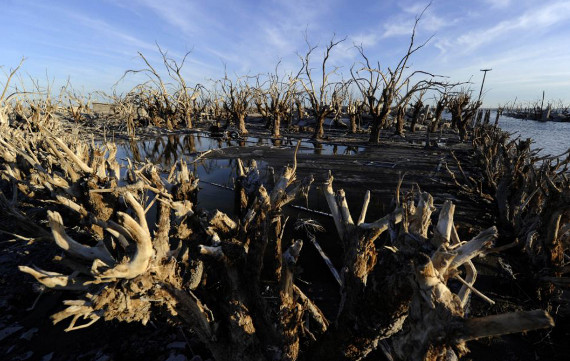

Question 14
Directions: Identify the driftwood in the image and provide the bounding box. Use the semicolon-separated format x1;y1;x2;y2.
307;172;553;360
0;114;557;360
445;125;570;309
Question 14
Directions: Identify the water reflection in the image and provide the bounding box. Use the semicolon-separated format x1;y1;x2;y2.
113;132;386;274
122;133;366;169
297;142;364;156
313;142;323;155
185;134;196;153
116;132;369;215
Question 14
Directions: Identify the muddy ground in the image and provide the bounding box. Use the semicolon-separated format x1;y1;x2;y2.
0;116;568;360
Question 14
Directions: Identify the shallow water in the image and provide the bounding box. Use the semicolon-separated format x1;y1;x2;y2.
107;121;569;309
118;132;364;166
496;114;569;157
112;117;569;219
113;132;367;214
112;132;347;288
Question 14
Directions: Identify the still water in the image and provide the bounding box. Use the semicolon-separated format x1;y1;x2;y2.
113;116;568;212
497;114;569;157
111;121;567;287
114;134;348;288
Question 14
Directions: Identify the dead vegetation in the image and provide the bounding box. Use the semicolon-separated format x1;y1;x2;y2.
54;7;476;143
0;105;561;360
453;126;570;307
0;7;568;360
254;62;300;138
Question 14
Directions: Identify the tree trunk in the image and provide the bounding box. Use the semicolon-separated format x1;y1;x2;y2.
369;121;381;143
433;105;445;131
295;100;304;124
185;107;193;129
395;106;406;137
237;113;248;135
349;114;357;133
313;114;326;139
285;110;292;130
165;116;174;130
483;109;491;125
451;113;459;130
369;112;388;144
273;113;281;138
457;116;467;140
410;105;422;133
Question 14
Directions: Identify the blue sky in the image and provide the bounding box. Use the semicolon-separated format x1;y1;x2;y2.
1;0;569;107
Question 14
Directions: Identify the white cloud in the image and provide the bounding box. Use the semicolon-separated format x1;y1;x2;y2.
382;21;415;38
131;0;204;36
484;0;512;9
61;9;156;54
449;1;570;54
400;2;431;15
381;3;447;38
351;33;378;47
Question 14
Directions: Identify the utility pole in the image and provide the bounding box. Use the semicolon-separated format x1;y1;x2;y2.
477;68;492;103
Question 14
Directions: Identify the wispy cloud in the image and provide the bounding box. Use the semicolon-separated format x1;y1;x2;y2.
63;10;157;54
130;0;212;37
381;3;447;38
351;33;379;48
484;0;512;9
3;0;570;105
443;1;570;55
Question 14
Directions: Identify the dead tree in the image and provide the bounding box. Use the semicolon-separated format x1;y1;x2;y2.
298;35;345;139
10;71;61;129
493;107;503;127
448;124;569;314
253;77;271;129
310;174;554;360
158;47;202;129
1;109;556;361
473;126;569;273
351;5;449;144
331;83;348;129
116;46;199;130
409;93;425;132
61;79;92;124
263;62;300;138
393;104;407;137
117;51;177;129
220;74;252;135
112;91;137;138
430;93;448;132
293;92;307;124
483;109;491;125
206;84;227;128
346;93;363;134
190;87;211;123
448;92;481;141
